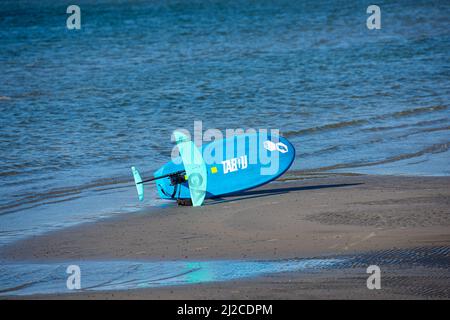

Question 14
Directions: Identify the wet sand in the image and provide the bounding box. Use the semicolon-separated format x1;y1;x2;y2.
1;173;450;299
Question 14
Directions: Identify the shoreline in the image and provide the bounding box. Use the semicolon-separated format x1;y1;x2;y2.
1;173;449;298
1;173;449;262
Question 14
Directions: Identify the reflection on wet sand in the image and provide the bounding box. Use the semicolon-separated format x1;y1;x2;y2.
1;247;448;297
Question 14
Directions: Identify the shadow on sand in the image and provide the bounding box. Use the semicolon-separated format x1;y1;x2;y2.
204;183;363;205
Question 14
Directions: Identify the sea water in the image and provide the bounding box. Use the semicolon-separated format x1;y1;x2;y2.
1;246;449;296
0;0;449;244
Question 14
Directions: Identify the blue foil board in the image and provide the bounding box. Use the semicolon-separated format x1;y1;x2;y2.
154;133;295;200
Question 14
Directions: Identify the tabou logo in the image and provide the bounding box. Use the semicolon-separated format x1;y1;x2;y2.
222;155;248;174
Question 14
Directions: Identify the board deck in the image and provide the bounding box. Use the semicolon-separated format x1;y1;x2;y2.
154;133;295;200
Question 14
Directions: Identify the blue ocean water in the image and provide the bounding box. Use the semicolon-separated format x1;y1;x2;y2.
0;0;449;244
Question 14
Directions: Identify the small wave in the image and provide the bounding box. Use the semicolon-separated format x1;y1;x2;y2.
284;105;448;138
300;145;340;157
300;141;450;173
361;117;449;133
396;126;450;139
0;175;133;217
284;119;368;137
361;123;410;133
378;105;448;119
0;171;21;178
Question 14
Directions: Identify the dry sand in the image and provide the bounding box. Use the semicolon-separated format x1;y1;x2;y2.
1;173;449;299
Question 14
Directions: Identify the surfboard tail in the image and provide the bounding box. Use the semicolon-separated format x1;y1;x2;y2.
131;166;144;201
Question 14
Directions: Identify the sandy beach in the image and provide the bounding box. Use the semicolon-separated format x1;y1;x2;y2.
1;173;449;299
